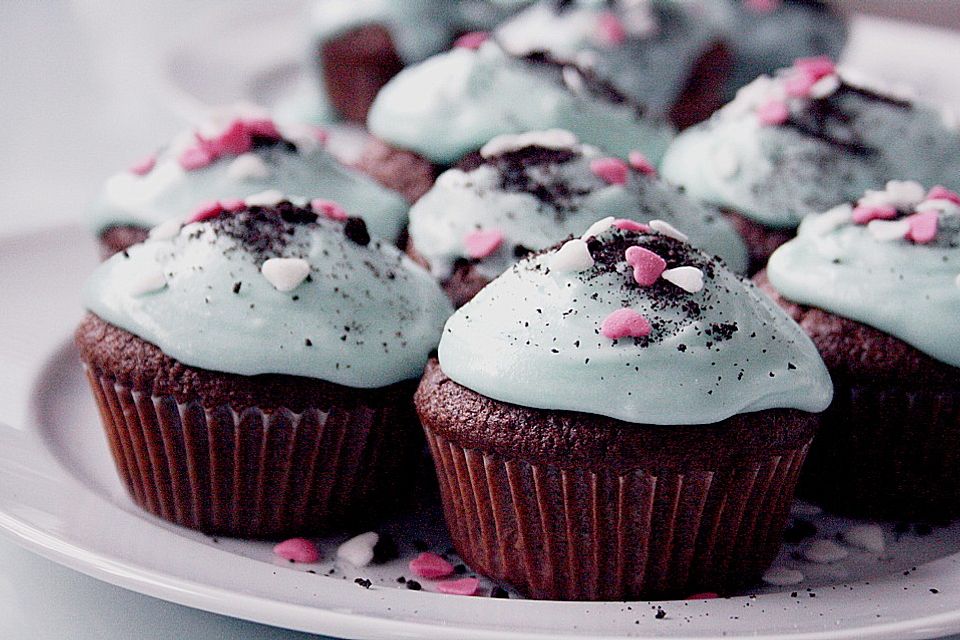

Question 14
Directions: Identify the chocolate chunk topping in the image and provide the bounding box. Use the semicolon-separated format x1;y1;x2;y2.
344;216;371;246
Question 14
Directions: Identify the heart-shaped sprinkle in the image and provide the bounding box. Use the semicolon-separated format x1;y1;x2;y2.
336;532;379;568
245;189;287;207
625;246;666;286
627;151;656;176
581;216;615;240
906;211;938;244
841;525;885;554
549;238;594;273
187;200;224;224
128;153;157;176
178;145;215;171
221;198;246;212
454;31;489;50
601;308;652;340
784;71;817;99
213;119;254;155
409;552;454;580
794;56;836;80
809;74;840;99
273;538;319;564
927;185;960;205
312;199;348;221
261;258;311;292
802;539;848;564
590;157;629;185
762;567;804;586
613;219;651;233
148;219;182;241
649;219;689;242
243;118;281;139
128;265;167;297
594;12;626;46
436;577;480;596
464;229;503;259
756;99;789;126
851;204;897;225
867;219;910;242
662;266;704;293
227;153;270;181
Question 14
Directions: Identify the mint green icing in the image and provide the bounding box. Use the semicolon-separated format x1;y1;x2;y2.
367;42;674;165
409;138;748;280
83;209;453;387
768;200;960;368
661;74;960;229
88;125;409;242
439;225;831;424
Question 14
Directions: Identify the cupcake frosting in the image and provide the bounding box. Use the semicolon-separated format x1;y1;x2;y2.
661;58;960;229
496;0;728;118
768;181;960;368
367;41;674;166
83;198;453;387
409;130;748;281
89;115;410;242
439;218;831;424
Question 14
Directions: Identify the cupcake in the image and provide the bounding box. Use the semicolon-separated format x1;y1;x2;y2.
76;197;453;537
661;57;960;272
88;114;411;258
759;181;960;519
407;130;747;306
365;40;674;170
496;0;733;129
723;0;847;101
415;218;832;599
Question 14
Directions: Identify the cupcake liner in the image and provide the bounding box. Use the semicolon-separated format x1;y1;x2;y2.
799;381;960;519
84;365;418;538
423;426;811;600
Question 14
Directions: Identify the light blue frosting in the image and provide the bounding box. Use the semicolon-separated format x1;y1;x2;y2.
768;197;960;368
661;74;960;229
84;207;452;387
408;134;748;280
367;42;674;165
439;224;832;424
88;123;410;242
496;0;727;118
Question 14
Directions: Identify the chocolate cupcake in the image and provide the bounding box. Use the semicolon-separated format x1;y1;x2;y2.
415;218;832;599
365;40;674;170
496;0;733;129
77;197;452;537
661;57;960;272
88;113;410;258
408;130;747;306
759;181;960;519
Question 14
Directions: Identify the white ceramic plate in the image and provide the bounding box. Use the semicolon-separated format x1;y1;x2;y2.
5;228;960;639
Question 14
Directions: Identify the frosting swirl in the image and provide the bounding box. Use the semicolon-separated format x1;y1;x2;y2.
83;199;453;387
439;219;832;424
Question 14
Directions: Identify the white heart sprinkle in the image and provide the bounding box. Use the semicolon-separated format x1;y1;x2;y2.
841;525;885;554
336;531;379;568
884;180;926;209
762;566;804;586
128;265;167;297
562;66;585;94
790;501;823;518
549;238;594;273
815;204;854;233
649;219;689;242
148;219;182;241
867;219;910;242
661;266;704;293
580;216;615;240
802;539;849;564
261;258;311;292
809;74;841;99
227;153;270;181
916;199;960;216
244;189;287;207
713;144;739;179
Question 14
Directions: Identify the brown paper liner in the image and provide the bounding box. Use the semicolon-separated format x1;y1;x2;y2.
799;381;960;520
422;426;811;600
83;364;419;538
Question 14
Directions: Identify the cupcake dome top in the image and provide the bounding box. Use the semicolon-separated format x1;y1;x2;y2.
438;217;832;424
366;41;674;166
88;114;410;241
409;129;747;282
496;0;727;118
661;57;960;229
768;180;960;368
83;196;453;387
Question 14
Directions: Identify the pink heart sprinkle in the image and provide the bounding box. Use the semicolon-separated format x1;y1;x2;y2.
454;31;489;50
906;211;938;244
601;308;652;340
784;71;818;99
793;56;836;81
464;229;503;259
625;245;666;286
436;577;480;596
129;153;157;176
756;100;789;126
613;219;651;233
212;119;254;155
221;198;246;212
273;538;320;564
852;204;897;225
178;145;215;171
243;118;282;140
927;185;960;205
312;199;348;221
590;157;629;185
595;12;626;46
409;552;454;580
686;592;720;600
187;200;224;223
627;151;656;176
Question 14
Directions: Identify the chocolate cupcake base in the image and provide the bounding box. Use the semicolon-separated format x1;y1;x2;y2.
406;241;490;308
669;42;733;131
416;360;818;600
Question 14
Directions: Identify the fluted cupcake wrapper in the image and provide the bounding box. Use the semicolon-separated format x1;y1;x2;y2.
423;427;811;601
799;382;960;520
83;365;418;538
